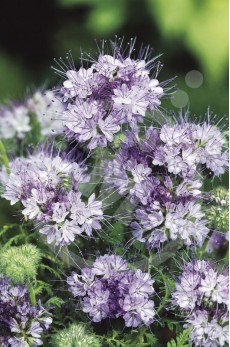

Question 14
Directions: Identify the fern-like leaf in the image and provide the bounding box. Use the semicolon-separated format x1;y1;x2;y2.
167;329;191;347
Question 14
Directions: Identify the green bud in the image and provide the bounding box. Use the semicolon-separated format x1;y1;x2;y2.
0;244;41;284
52;323;101;347
113;132;126;148
63;176;72;190
206;188;229;232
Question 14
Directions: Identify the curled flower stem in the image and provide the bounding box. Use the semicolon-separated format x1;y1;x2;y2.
0;140;10;174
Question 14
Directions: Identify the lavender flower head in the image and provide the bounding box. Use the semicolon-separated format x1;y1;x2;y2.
0;104;31;140
155;121;228;177
67;254;155;328
0;276;52;347
185;310;229;347
2;150;104;247
172;260;229;311
0;90;65;142
172;260;229;347
27;90;65;136
54;39;167;149
104;124;216;250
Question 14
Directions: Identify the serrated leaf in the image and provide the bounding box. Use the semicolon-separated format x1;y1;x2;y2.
39;264;62;279
167;329;190;347
46;296;65;308
145;333;158;345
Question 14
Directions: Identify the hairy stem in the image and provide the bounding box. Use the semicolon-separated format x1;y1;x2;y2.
27;280;36;306
148;252;153;274
0;140;10;174
60;246;70;268
152;265;170;314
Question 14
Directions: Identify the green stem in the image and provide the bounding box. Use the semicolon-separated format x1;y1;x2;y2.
156;283;170;314
27;280;36;306
60;246;70;268
137;326;146;343
148;252;153;274
151;265;170;314
0;140;10;174
197;230;213;259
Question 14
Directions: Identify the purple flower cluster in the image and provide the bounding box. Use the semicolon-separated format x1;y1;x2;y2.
104;121;227;249
0;90;65;141
0;104;31;140
56;40;165;149
0;276;52;347
27;90;65;136
172;260;229;347
67;254;155;327
2;151;104;246
154;122;228;177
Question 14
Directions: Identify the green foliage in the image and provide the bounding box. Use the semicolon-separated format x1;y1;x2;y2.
0;244;41;284
167;329;191;347
101;328;159;347
102;222;125;246
52;323;102;347
46;296;65;308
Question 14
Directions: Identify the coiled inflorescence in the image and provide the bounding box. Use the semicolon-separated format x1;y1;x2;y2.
2;151;104;246
67;254;155;327
54;39;166;149
172;260;229;347
0;90;65;141
105;119;228;250
0;276;52;347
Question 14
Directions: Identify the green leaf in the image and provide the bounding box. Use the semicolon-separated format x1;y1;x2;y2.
39;264;62;279
46;296;65;308
34;280;53;296
145;333;158;345
167;329;191;347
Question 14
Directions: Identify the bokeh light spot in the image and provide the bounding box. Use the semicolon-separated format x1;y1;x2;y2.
171;90;189;108
185;70;204;88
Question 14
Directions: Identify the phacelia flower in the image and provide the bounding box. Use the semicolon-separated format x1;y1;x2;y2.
2;150;104;246
104;124;213;250
0;276;52;347
185;310;229;347
172;260;229;311
164;202;208;246
67;254;155;327
0;104;31;140
27;90;65;136
54;39;167;149
0;90;65;143
172;260;229;347
155;122;228;177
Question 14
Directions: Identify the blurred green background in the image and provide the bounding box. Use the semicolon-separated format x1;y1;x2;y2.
0;0;228;117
